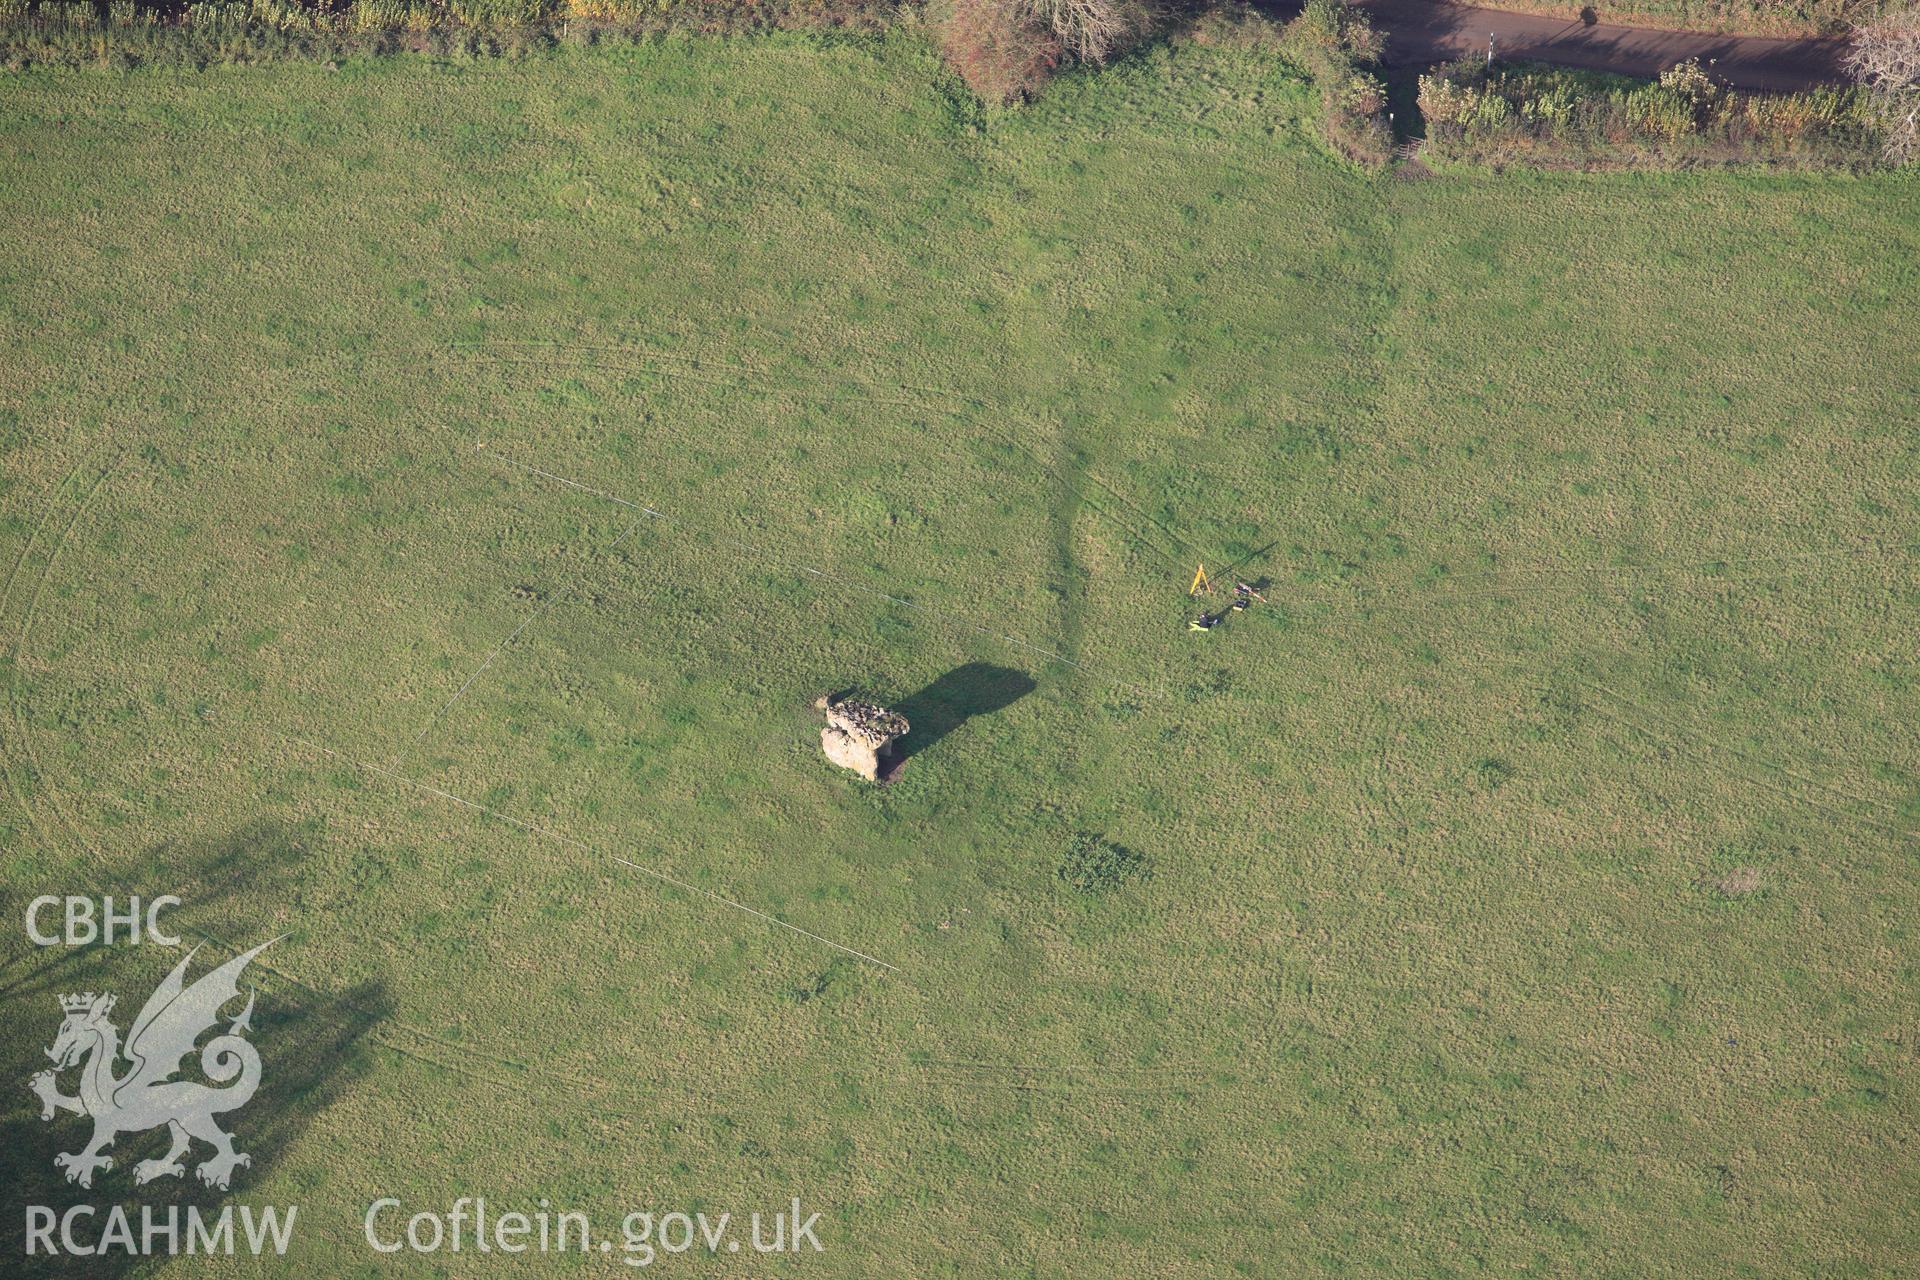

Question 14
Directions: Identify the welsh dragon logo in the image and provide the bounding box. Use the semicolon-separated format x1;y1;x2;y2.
28;939;278;1191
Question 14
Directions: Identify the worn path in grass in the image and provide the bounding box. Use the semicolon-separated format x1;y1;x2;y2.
1350;0;1849;89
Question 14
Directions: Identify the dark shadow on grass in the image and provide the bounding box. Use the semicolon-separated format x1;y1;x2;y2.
0;820;315;988
1;966;387;1277
0;821;389;1277
887;663;1036;770
1216;539;1283;585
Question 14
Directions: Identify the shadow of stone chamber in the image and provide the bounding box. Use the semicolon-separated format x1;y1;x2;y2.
882;662;1037;775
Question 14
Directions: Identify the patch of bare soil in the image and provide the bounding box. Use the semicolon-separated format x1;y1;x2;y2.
1700;865;1766;899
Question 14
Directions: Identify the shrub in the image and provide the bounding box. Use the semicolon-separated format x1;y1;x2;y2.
1658;56;1720;114
1057;831;1148;895
1629;83;1696;141
250;0;320;32
44;1;98;31
563;0;664;18
935;0;1151;104
1019;0;1126;65
939;0;1059;105
345;0;418;32
1281;0;1378;62
1280;0;1390;165
1418;58;1881;169
1180;0;1282;52
0;0;893;66
448;0;554;26
1846;12;1920;163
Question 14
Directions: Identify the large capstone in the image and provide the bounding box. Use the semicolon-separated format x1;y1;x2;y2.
815;693;909;782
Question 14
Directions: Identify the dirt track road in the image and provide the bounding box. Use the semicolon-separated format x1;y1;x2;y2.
1351;0;1850;90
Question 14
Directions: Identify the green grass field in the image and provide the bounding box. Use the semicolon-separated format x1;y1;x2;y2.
2;31;1917;1277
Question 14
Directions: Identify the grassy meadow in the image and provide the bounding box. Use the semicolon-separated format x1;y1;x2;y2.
1;31;1917;1277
